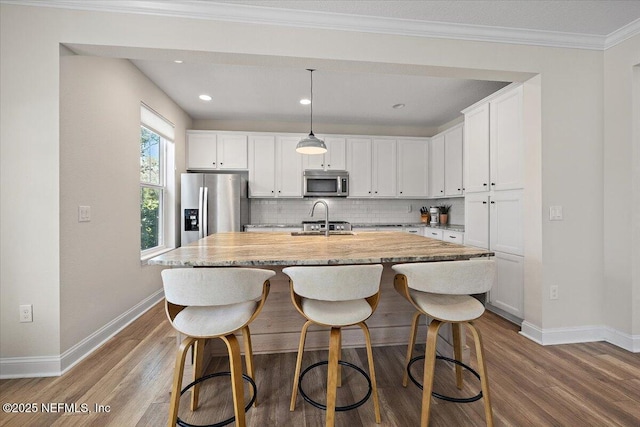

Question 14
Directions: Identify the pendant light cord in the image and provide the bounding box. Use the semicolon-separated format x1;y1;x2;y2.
307;68;315;136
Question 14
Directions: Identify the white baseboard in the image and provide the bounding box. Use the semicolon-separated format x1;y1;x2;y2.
0;289;164;379
520;321;639;352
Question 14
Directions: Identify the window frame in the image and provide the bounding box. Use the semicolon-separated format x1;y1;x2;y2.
140;104;176;261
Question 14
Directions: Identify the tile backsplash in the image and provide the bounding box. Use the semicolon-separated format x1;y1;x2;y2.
250;197;464;225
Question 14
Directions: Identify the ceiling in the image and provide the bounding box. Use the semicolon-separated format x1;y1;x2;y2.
54;0;640;132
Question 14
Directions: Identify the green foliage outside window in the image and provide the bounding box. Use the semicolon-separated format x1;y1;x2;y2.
140;127;162;251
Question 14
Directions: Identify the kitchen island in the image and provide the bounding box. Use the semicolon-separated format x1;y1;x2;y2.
149;231;492;355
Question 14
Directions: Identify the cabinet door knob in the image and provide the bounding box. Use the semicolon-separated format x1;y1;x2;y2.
375;191;378;194
491;182;495;186
458;188;461;191
327;164;331;167
482;201;487;204
490;201;495;204
400;191;403;194
368;191;372;194
321;164;324;167
440;190;444;193
213;162;216;165
483;183;487;186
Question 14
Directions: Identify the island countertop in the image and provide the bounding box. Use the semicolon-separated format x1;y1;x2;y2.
148;231;492;267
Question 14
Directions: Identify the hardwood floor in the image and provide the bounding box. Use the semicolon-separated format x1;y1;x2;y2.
1;302;639;426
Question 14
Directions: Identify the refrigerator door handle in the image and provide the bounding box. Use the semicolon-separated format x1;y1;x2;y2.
203;186;209;237
198;186;204;239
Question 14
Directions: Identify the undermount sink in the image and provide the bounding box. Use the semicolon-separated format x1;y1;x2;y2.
291;231;357;236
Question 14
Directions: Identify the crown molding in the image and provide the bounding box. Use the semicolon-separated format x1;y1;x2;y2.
604;17;640;50
3;0;638;51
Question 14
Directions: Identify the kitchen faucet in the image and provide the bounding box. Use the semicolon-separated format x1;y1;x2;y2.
310;199;329;237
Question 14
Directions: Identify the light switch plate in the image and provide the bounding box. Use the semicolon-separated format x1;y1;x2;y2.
549;206;563;221
79;205;91;222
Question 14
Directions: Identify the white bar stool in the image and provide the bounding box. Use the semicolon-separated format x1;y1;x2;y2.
283;264;383;427
161;267;275;427
392;259;496;427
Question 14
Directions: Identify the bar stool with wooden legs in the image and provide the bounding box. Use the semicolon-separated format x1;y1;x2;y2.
392;259;496;427
283;264;383;427
161;267;275;427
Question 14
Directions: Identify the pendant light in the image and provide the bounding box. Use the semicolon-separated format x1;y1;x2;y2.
296;69;327;154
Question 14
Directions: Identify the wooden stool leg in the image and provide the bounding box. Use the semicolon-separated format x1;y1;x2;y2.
290;320;312;411
421;319;443;427
359;322;381;423
190;338;205;411
403;311;422;387
326;327;341;427
168;336;196;427
241;326;257;407
452;323;464;389
221;334;246;427
467;322;494;427
337;331;343;388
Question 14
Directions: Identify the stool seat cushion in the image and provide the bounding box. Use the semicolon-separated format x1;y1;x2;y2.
301;298;372;326
410;290;485;322
172;301;258;337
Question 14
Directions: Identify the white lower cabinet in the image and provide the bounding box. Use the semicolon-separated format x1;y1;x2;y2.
489;251;524;320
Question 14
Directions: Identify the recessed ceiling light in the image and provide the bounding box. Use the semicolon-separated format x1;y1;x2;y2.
300;98;311;105
199;94;212;101
174;60;183;64
392;103;405;109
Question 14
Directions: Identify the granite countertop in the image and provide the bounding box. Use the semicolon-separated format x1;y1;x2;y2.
149;231;489;267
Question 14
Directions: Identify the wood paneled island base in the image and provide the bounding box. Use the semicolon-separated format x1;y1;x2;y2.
149;232;492;356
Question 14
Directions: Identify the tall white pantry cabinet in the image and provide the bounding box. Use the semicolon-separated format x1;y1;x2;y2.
463;84;525;321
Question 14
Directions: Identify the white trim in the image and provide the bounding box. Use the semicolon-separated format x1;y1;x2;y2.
3;0;638;51
520;321;639;353
604;17;640;50
0;289;164;379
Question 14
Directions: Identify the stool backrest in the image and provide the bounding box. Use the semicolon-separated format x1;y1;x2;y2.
392;259;495;295
283;264;383;301
161;268;275;306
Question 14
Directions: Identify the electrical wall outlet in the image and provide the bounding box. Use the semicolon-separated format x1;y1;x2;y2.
549;285;559;300
19;304;33;322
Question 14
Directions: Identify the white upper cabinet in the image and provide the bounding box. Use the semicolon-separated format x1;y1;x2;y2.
347;137;373;197
463;103;490;193
463;84;523;193
372;139;397;197
186;131;217;170
428;134;445;197
248;135;302;198
444;124;464;196
248;135;277;197
186;131;248;170
276;136;304;197
397;138;429;198
490;85;524;191
429;123;464;198
217;134;248;169
346;138;397;198
303;136;346;171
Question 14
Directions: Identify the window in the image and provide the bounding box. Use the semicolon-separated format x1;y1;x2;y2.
140;104;175;259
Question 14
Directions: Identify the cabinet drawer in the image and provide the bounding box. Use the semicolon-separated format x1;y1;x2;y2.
424;228;443;240
443;231;464;244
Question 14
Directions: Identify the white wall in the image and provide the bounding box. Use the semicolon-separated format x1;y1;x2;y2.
1;3;638;373
59;55;190;354
603;35;640;342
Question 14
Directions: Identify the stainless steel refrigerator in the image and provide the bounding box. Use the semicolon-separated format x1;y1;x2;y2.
181;172;249;245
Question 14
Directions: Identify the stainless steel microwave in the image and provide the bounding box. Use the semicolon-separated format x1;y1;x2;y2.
303;170;349;197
